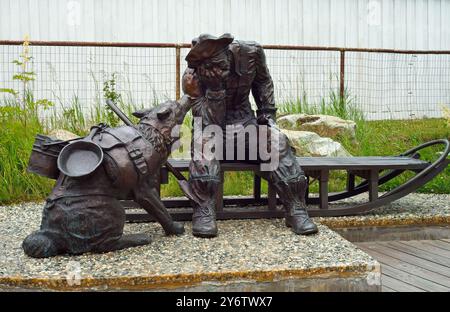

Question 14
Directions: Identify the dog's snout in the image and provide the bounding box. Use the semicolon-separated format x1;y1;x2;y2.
179;95;193;113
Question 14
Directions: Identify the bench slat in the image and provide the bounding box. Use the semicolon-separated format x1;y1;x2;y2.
166;156;429;171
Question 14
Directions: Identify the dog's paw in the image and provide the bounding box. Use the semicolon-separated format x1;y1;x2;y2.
165;222;185;236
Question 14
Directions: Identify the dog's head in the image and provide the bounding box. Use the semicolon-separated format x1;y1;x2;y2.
133;96;192;142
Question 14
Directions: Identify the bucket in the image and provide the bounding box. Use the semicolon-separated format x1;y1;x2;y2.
27;134;70;179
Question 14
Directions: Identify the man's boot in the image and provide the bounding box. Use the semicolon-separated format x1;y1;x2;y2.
274;176;318;235
192;203;218;238
284;202;318;235
188;177;219;238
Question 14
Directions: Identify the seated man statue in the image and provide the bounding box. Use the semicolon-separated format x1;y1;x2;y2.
182;33;318;238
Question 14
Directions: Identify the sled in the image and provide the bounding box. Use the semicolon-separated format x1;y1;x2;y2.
125;139;449;221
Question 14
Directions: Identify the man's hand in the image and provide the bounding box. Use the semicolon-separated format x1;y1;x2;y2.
257;113;276;126
182;68;202;98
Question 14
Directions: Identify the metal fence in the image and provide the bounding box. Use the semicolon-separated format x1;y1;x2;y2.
1;40;450;120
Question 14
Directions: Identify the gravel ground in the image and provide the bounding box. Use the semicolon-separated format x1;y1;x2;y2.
1;192;447;289
0;200;376;287
315;193;450;228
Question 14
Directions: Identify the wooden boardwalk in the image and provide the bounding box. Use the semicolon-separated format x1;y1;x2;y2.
356;239;450;292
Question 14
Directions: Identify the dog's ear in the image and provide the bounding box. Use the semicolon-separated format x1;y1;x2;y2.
157;107;172;120
132;109;152;118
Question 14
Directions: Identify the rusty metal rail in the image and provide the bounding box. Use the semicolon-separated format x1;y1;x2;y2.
3;40;450;53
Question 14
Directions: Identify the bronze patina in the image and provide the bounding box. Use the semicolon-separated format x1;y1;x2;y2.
23;97;192;258
23;33;320;258
182;33;318;237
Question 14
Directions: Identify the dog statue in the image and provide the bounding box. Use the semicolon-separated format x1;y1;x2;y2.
22;96;192;258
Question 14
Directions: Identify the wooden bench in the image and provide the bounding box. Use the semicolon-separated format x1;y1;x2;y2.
158;156;430;210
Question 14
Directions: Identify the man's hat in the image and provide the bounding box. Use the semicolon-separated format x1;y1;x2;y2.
185;33;234;68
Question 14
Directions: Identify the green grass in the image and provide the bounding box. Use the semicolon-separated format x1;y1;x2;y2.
0;97;54;203
278;89;365;122
342;118;450;194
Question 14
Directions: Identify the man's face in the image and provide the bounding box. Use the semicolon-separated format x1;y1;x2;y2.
198;50;231;83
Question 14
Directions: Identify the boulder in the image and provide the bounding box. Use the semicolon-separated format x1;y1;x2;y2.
281;129;352;157
47;129;79;141
277;114;356;139
166;122;353;159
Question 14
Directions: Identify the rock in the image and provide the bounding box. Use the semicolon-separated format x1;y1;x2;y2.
47;129;79;141
166;120;353;159
277;114;356;139
281;129;352;157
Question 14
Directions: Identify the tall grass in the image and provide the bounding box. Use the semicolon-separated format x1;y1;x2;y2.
341;118;450;194
278;89;365;122
0;95;54;203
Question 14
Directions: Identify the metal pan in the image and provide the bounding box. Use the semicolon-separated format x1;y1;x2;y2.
57;126;103;178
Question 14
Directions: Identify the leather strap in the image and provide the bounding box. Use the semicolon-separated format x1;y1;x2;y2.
102;127;149;176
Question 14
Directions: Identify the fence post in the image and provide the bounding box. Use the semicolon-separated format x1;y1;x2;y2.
175;45;181;100
339;49;345;100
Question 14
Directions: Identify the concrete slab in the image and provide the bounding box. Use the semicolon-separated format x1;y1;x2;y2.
0;202;379;291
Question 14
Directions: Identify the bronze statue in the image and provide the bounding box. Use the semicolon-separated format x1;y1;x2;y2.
23;98;191;258
23;33;317;258
182;33;318;237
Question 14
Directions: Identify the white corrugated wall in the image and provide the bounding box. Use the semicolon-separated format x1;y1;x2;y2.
1;0;449;49
1;0;449;120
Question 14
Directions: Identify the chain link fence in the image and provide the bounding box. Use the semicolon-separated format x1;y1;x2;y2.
1;40;449;121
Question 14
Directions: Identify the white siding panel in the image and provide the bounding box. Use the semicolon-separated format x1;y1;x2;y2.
393;0;407;49
357;0;369;47
415;0;428;50
318;0;330;45
345;0;358;47
0;0;449;49
0;0;450;49
442;0;450;49
367;0;382;48
1;0;449;121
84;0;95;41
287;0;298;44
303;0;318;46
381;0;394;48
0;0;10;38
428;0;442;49
406;0;416;49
